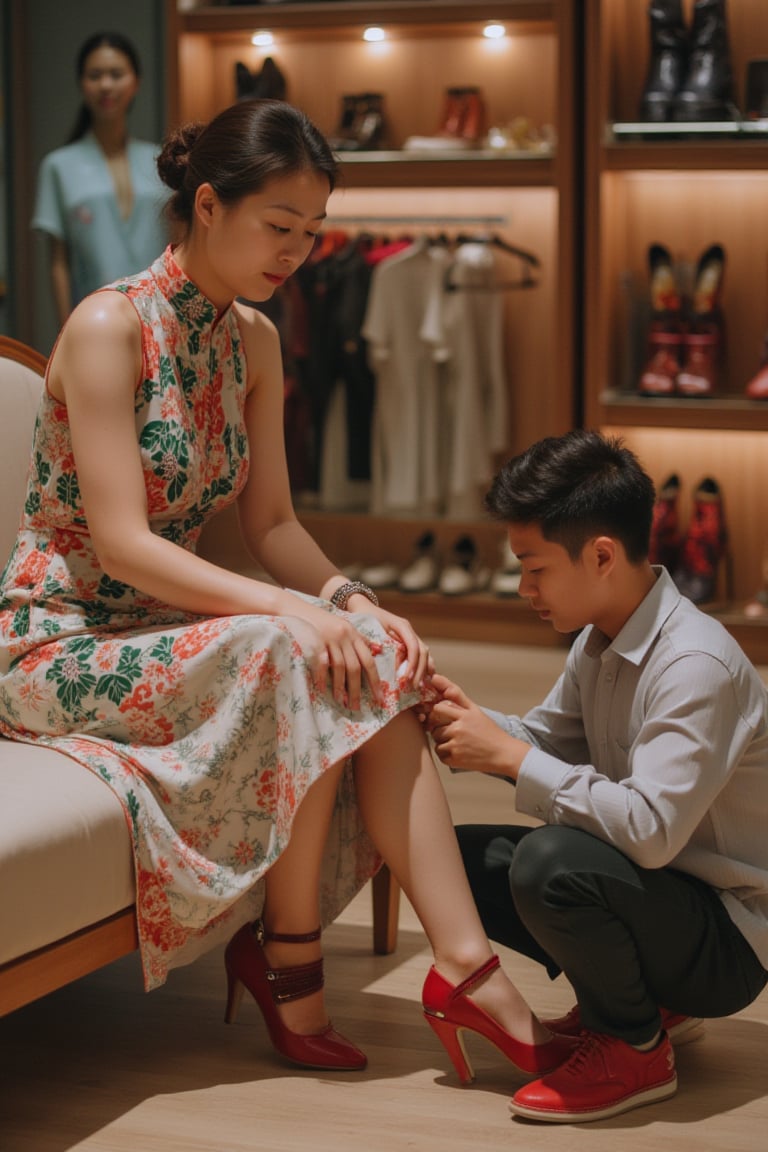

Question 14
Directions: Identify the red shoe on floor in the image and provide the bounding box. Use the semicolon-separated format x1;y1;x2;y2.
422;955;575;1085
224;921;367;1071
509;1030;677;1124
543;1003;705;1045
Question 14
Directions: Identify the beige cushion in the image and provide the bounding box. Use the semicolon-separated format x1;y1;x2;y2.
0;737;134;964
0;353;134;965
0;358;43;566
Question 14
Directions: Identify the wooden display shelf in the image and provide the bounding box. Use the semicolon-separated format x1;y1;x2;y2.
336;151;554;188
377;587;568;647
598;392;768;433
181;3;556;37
602;140;768;172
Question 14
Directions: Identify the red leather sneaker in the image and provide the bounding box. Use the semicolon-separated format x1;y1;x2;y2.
543;1003;705;1046
509;1031;677;1123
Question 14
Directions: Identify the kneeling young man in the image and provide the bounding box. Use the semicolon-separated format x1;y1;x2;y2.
424;430;768;1123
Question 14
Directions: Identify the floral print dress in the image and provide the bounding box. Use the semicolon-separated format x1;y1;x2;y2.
0;246;420;990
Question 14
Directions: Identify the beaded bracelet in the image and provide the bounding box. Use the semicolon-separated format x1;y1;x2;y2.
329;581;380;611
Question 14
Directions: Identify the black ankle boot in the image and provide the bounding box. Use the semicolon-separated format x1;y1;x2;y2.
639;0;688;122
673;0;736;122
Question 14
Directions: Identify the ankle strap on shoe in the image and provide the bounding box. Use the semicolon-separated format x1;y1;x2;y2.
267;957;325;1004
451;954;500;1000
255;920;322;944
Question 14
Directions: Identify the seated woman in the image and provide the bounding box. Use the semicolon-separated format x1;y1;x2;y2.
0;99;572;1080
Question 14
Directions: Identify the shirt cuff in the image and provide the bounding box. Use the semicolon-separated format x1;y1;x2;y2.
515;747;571;823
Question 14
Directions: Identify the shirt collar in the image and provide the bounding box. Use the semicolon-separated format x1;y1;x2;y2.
584;567;682;664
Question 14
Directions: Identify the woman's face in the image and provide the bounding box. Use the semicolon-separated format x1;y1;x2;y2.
198;169;330;308
80;45;139;126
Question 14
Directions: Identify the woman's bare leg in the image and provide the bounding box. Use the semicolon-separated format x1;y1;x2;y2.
260;761;344;1034
354;709;553;1044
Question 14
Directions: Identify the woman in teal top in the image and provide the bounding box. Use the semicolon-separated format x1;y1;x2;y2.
32;31;168;326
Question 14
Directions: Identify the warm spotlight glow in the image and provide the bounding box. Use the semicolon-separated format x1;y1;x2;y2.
363;26;386;43
483;23;507;40
251;31;274;48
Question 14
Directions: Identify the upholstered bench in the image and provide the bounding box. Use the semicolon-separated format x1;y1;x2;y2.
0;335;397;1017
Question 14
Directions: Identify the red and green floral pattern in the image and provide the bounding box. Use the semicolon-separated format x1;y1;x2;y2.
0;247;419;989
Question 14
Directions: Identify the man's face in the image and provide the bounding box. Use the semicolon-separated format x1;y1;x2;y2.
508;522;600;635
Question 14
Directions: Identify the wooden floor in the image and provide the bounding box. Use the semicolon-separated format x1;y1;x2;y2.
1;639;767;1152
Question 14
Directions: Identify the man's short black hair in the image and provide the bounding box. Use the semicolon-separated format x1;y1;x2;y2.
485;429;655;563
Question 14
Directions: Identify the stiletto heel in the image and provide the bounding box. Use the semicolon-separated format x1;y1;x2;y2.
224;968;245;1025
422;955;575;1084
223;920;367;1071
424;1011;476;1084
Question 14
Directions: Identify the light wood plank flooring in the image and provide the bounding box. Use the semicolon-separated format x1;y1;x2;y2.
1;640;766;1151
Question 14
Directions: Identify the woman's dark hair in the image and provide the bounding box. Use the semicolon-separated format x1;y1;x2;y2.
486;429;656;564
157;99;338;230
68;31;142;143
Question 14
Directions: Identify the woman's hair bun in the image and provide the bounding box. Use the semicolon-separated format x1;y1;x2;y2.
157;122;206;191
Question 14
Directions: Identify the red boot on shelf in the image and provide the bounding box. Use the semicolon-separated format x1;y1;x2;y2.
673;477;728;604
676;325;722;396
744;539;768;617
676;243;725;398
745;332;768;399
649;473;682;570
638;244;684;396
639;329;684;395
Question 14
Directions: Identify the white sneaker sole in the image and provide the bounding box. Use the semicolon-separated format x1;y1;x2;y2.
509;1074;678;1124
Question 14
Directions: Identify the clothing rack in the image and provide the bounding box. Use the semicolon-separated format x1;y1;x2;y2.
324;214;509;227
324;215;539;291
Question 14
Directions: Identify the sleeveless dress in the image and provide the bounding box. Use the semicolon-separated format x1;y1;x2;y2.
0;246;421;990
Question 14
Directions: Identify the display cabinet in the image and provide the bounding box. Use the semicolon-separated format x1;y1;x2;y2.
166;1;580;645
583;0;768;662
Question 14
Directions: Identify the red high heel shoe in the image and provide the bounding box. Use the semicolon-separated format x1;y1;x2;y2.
422;955;575;1085
224;920;367;1071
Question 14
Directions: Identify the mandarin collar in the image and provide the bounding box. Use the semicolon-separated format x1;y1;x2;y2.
152;245;230;330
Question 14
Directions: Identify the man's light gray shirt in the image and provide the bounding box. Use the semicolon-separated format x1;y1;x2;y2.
487;568;768;968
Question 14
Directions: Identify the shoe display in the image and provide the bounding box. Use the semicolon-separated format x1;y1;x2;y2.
490;537;523;597
398;531;440;593
745;332;768;399
639;328;684;395
224;921;367;1071
438;535;490;596
673;476;728;603
676;243;725;397
436;86;486;143
648;472;682;569
509;1030;677;1123
234;55;287;102
422;955;576;1085
359;560;401;589
637;244;684;396
639;0;689;122
327;94;360;149
673;0;736;122
332;93;386;151
745;58;768;119
744;538;768;617
544;1003;705;1046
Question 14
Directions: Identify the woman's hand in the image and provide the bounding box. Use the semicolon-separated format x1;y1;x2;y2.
350;600;434;692
280;601;384;712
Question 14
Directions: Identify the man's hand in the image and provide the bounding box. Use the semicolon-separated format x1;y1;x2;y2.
422;673;529;779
